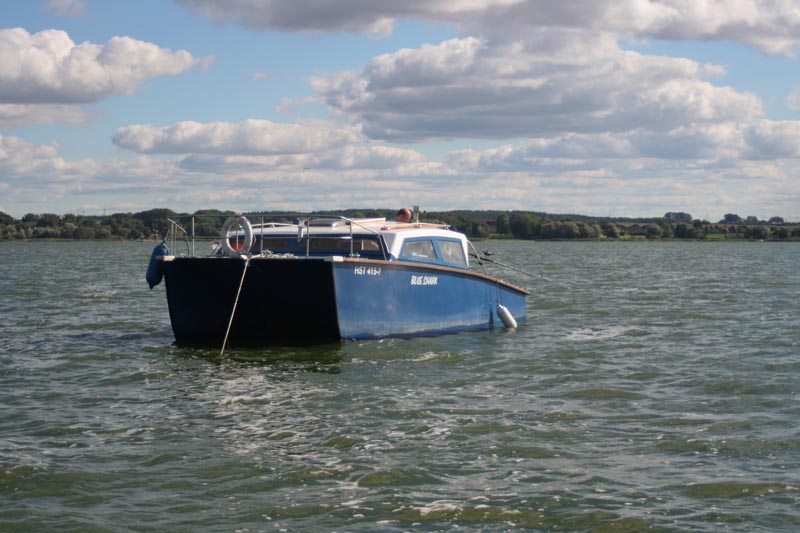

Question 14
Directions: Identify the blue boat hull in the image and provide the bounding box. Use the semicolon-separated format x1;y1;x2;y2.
332;258;526;339
162;257;527;346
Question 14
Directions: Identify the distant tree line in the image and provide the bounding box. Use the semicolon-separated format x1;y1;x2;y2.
424;210;799;241
0;208;233;241
1;208;798;241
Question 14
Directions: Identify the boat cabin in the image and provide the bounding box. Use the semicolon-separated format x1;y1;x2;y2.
214;216;472;270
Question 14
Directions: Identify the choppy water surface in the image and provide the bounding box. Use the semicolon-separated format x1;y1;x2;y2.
1;240;798;532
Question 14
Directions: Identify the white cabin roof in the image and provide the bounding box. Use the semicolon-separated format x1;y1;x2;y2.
377;226;468;260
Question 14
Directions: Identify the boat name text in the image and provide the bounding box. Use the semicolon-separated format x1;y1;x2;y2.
354;266;382;276
411;275;438;286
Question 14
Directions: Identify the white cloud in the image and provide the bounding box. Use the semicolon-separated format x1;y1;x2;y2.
444;118;800;172
432;153;798;220
43;0;87;18
196;54;216;72
110;118;441;192
0;135;97;193
313;33;761;143
274;95;319;114
317;145;428;169
177;144;432;175
0;28;197;104
2;132;797;221
177;0;800;55
0;103;94;128
112;119;365;155
464;0;800;56
0;134;66;176
1;134;105;183
743;120;800;159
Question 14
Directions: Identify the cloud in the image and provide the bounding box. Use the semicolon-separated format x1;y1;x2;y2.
433;143;799;219
743;120;800;159
0;134;97;198
177;144;432;174
787;87;800;111
0;134;67;176
444;118;800;173
2;132;797;221
0;28;197;104
43;0;87;18
0;129;445;216
177;0;800;55
313;33;761;143
460;0;800;56
112;119;365;155
0;134;187;214
0;103;95;129
111;118;439;177
274;95;319;114
196;54;216;72
177;0;401;34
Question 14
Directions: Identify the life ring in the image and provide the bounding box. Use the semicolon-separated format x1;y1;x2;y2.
220;216;253;257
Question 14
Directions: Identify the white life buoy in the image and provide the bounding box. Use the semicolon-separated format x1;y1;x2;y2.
220;216;254;257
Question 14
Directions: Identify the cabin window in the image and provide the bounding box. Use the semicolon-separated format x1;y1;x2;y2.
439;240;467;266
401;240;436;259
358;239;380;251
310;238;351;250
307;237;381;252
259;238;290;251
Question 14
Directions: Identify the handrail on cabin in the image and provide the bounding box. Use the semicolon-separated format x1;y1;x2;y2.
297;215;389;261
168;213;397;260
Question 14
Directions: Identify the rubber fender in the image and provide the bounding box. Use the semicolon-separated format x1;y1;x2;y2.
146;242;170;289
497;303;517;329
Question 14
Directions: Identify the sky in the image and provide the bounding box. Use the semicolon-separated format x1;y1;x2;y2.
2;0;800;221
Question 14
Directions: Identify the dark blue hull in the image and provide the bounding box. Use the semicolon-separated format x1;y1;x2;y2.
162;257;527;346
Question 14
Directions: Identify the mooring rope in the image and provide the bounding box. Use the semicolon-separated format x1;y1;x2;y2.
469;252;566;287
220;256;250;357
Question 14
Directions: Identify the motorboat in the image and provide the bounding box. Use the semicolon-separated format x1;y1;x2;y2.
146;212;528;347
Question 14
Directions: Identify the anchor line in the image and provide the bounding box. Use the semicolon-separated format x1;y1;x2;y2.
220;256;250;356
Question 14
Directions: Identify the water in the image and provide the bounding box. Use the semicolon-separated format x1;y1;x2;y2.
1;240;798;532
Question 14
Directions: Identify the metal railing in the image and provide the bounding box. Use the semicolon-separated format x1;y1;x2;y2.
164;213;393;260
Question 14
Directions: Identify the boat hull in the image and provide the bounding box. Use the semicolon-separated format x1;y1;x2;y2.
163;257;340;345
332;258;526;340
162;256;527;346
